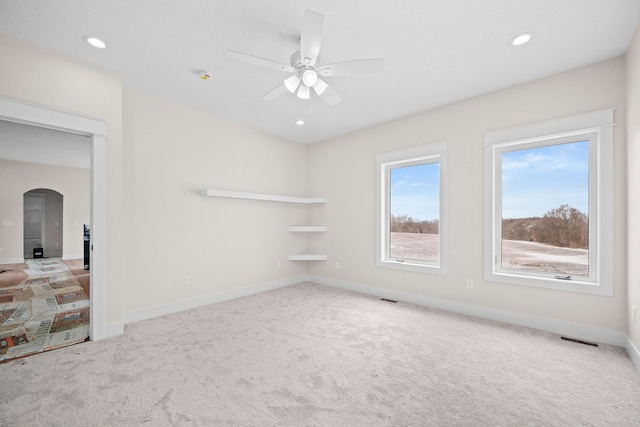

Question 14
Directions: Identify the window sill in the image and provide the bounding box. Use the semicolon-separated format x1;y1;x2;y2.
484;271;612;296
377;259;446;275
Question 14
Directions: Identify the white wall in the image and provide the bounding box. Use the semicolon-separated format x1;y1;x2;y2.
308;57;628;333
0;160;89;261
121;90;310;312
626;25;640;352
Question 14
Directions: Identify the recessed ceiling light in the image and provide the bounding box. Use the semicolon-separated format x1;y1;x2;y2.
296;120;305;126
83;35;106;49
510;33;533;47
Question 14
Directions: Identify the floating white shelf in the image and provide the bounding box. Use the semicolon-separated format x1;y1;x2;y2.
288;254;328;261
287;226;328;232
202;188;327;262
201;189;326;204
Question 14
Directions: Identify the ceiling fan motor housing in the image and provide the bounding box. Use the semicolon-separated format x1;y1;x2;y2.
291;51;319;87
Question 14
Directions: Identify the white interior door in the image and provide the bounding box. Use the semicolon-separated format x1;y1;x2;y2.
24;192;46;258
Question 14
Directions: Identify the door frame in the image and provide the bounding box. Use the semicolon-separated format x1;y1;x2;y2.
0;95;107;341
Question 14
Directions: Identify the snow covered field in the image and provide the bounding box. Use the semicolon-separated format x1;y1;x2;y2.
390;233;588;275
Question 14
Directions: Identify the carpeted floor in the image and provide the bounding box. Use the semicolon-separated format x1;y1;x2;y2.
1;282;639;426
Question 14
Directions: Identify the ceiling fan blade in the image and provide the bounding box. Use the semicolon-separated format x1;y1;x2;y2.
227;50;294;73
318;58;385;76
300;10;324;66
318;84;342;105
261;83;288;101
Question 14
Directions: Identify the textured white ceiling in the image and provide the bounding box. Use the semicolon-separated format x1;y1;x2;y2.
0;0;639;144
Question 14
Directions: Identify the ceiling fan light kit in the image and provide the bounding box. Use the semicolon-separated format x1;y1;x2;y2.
227;10;385;106
302;69;318;86
284;75;301;93
313;78;328;96
297;85;310;100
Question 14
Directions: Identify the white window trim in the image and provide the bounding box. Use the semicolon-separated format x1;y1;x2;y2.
483;109;614;296
376;141;448;275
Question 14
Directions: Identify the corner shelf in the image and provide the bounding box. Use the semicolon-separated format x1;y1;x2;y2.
288;226;327;261
288;254;328;261
201;189;326;204
201;188;327;262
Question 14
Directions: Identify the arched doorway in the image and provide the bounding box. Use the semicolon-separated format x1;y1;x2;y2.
23;189;63;260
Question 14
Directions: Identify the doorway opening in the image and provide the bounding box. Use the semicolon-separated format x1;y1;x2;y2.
0;95;107;343
1;151;92;360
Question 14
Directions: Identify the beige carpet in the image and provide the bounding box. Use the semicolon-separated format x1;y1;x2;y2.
1;282;639;426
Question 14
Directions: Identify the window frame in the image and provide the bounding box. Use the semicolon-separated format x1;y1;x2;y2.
376;141;448;275
483;109;614;295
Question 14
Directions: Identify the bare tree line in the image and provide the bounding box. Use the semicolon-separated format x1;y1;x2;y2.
502;204;588;249
391;214;439;234
392;204;587;249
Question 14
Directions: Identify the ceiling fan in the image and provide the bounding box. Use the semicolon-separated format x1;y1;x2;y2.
227;10;385;105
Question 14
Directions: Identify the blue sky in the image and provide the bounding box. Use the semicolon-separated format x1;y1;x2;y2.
389;141;589;221
501;140;589;219
390;162;439;221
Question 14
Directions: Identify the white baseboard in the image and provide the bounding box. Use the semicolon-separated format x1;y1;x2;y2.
102;321;124;339
62;253;82;261
0;257;25;264
123;275;308;325
627;336;640;372
309;275;629;348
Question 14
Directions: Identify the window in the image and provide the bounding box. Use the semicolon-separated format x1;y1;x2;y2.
484;110;614;295
376;142;447;274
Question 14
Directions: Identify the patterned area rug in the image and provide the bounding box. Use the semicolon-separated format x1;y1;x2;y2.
0;259;89;361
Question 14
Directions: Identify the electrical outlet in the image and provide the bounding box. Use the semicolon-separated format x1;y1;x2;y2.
335;261;340;270
2;221;12;227
182;275;189;286
633;306;637;323
276;261;281;270
0;248;3;253
237;161;243;170
466;279;474;289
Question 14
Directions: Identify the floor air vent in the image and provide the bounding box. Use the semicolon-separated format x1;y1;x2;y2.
561;336;598;347
380;298;398;303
